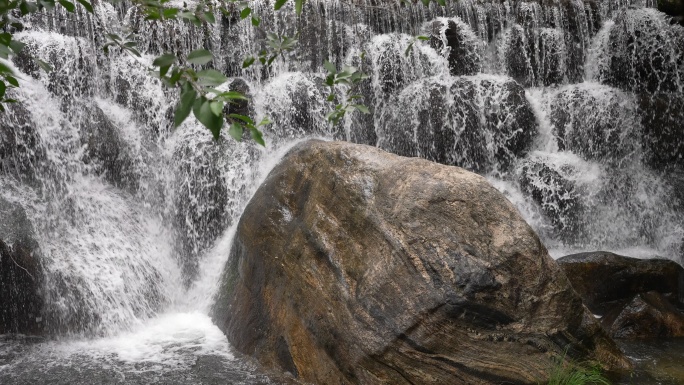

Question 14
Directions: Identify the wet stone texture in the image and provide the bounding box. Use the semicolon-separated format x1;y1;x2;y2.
0;198;45;335
213;140;630;385
558;251;684;339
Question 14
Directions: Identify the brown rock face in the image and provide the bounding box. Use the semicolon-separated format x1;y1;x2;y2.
604;291;684;339
557;252;684;315
557;251;684;339
212;140;630;384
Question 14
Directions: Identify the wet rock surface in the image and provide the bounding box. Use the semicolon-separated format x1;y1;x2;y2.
518;157;583;242
430;18;481;76
80;105;139;191
379;76;537;173
213;140;629;385
604;291;684;339
558;251;684;339
0;102;44;183
0;199;44;335
557;251;684;314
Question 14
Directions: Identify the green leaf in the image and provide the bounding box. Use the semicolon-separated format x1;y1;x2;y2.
420;0;429;5
6;75;18;87
39;0;56;11
257;116;272;127
228;123;243;141
242;57;255;68
153;53;176;68
404;42;414;56
0;104;4;112
204;11;216;24
187;49;213;65
228;113;254;125
0;45;12;59
251;16;260;26
209;100;223;116
19;1;38;14
126;47;142;57
436;0;446;5
58;0;75;12
193;97;224;140
294;0;303;14
323;60;336;74
274;0;287;10
0;33;11;46
76;0;93;12
159;64;171;77
163;8;179;18
0;62;14;75
240;7;251;19
354;104;370;114
196;69;228;86
216;91;248;101
0;81;5;99
34;58;53;72
417;35;429;40
9;40;25;54
250;127;265;146
174;86;197;127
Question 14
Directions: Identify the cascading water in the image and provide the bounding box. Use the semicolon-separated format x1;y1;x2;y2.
1;0;683;383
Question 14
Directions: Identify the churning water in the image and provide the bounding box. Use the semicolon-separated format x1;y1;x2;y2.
0;0;683;382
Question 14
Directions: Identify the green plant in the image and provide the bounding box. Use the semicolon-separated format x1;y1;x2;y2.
0;0;448;141
547;356;611;385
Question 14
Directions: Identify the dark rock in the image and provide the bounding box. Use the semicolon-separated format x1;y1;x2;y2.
639;93;684;171
549;85;640;164
213;140;630;385
518;156;583;242
603;291;684;339
0;200;44;335
223;78;256;142
224;78;254;120
429;18;481;76
0;198;39;252
0;102;44;183
504;25;534;87
347;53;377;146
600;9;684;94
170;130;253;286
172;141;230;286
80;105;138;191
368;33;445;97
378;76;536;173
0;240;44;335
658;0;684;23
259;73;342;143
557;251;684;315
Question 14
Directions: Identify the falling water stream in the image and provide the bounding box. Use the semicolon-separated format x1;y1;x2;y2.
0;0;683;383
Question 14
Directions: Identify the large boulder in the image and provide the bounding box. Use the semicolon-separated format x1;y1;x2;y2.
0;102;44;183
0;240;44;335
604;291;684;339
557;252;684;339
378;75;537;174
429;18;482;76
548;84;641;164
212;140;630;385
557;252;684;315
518;154;584;243
80;105;139;191
598;9;683;94
0;199;44;335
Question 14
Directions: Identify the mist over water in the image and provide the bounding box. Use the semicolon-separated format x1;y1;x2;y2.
1;0;683;382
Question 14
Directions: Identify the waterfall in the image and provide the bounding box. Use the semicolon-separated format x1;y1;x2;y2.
1;0;683;381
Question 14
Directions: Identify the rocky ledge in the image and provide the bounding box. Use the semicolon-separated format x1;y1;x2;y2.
212;140;630;384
